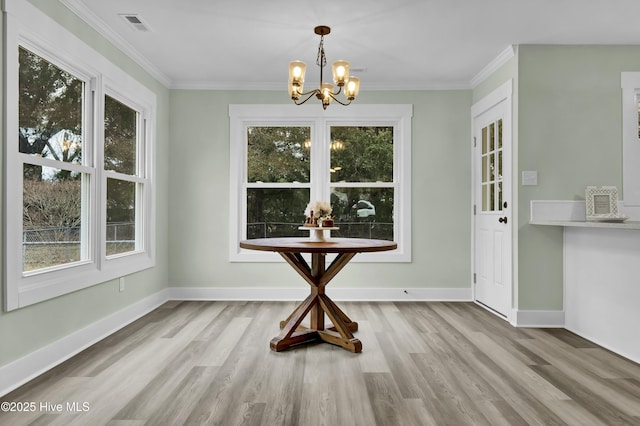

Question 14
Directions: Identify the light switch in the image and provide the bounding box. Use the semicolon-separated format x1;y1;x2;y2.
522;170;538;186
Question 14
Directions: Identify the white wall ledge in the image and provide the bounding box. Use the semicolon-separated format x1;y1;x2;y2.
530;219;640;230
530;200;640;229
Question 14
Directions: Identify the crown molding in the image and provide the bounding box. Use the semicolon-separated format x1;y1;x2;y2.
169;80;472;91
59;0;171;88
470;45;516;89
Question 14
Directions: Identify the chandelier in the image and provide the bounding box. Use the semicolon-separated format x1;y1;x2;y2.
288;26;360;110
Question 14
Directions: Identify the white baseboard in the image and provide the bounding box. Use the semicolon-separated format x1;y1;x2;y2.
0;285;469;397
513;309;565;327
168;286;473;302
0;289;170;397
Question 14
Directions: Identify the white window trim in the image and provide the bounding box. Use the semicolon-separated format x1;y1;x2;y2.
229;104;412;263
621;72;640;206
3;0;156;311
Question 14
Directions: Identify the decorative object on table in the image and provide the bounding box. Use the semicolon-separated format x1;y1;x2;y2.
303;200;333;227
288;25;361;110
585;186;628;222
302;200;338;241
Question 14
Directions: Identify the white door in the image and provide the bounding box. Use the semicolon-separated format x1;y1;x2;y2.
472;82;512;319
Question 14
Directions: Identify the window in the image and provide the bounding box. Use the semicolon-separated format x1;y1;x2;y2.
229;104;412;262
104;95;145;256
3;0;156;310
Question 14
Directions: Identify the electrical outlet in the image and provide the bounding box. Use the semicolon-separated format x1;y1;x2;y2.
119;277;125;292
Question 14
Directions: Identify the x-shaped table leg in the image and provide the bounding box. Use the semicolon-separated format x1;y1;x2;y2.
270;251;362;353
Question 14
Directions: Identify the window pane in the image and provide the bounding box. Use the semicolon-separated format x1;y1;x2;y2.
330;187;394;241
19;47;83;163
330;127;393;183
23;165;85;271
489;123;495;151
106;179;136;256
247;188;309;238
247;127;310;183
105;95;137;175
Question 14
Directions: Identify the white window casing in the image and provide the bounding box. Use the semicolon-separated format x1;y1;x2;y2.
229;104;412;263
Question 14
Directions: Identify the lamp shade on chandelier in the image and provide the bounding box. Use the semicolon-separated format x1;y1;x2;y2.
288;26;360;110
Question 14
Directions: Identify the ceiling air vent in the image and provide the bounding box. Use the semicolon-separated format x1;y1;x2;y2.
119;14;151;32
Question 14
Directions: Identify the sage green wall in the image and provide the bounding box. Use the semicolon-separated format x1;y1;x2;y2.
0;1;170;367
472;45;640;311
517;45;640;310
168;90;473;290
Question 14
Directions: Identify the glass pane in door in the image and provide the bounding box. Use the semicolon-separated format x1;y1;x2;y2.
480;120;503;212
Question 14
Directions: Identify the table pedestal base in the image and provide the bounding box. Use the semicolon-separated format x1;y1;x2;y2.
270;252;362;353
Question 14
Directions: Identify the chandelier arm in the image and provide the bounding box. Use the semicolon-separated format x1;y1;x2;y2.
328;93;352;106
296;88;321;97
293;91;319;106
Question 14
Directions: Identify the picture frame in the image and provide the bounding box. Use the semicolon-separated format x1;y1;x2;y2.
585;186;623;221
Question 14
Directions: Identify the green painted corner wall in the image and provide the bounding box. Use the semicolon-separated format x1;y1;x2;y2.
474;45;640;311
0;1;170;366
167;90;473;290
517;45;640;310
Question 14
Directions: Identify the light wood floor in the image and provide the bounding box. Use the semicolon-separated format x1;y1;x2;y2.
2;301;640;425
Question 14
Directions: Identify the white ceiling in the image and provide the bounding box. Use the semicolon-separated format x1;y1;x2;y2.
60;0;640;90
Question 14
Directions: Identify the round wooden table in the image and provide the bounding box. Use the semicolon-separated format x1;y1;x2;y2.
239;237;397;353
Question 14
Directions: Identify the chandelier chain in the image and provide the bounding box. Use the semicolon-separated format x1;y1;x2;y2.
316;35;326;68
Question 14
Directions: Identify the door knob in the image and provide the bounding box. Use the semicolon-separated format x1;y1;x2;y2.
498;216;508;224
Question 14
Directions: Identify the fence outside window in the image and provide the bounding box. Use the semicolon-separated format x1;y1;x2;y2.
247;221;393;240
23;222;135;271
